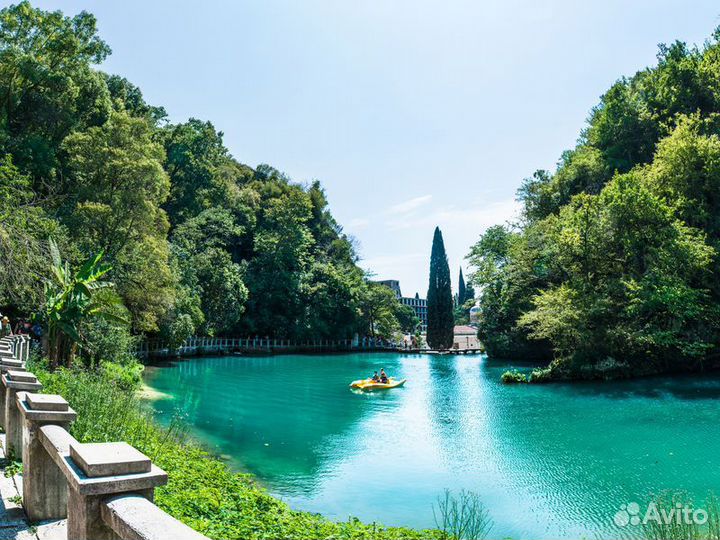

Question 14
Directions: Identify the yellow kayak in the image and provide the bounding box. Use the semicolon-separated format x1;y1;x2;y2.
349;377;406;391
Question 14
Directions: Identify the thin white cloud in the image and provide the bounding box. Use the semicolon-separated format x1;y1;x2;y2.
386;194;432;214
385;197;520;232
347;217;370;230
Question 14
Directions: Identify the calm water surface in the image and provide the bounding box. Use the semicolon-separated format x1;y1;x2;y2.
143;353;720;539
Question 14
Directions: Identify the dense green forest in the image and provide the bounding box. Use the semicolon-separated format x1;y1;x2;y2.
0;2;416;360
468;28;720;380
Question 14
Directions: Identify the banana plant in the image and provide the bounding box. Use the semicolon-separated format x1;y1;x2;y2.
44;238;128;368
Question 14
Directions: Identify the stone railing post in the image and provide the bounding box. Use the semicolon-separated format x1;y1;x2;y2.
66;441;167;540
17;336;29;362
3;370;41;456
0;356;24;372
0;358;26;430
18;392;77;520
0;339;14;358
0;345;16;361
8;337;20;360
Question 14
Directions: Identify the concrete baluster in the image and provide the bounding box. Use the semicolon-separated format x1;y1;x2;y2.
66;441;168;540
2;370;41;456
18;392;77;520
0;355;24;429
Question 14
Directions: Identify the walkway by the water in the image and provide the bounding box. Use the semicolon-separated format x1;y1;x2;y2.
0;435;65;540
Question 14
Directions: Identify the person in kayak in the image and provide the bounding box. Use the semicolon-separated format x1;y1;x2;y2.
371;371;380;382
380;369;388;383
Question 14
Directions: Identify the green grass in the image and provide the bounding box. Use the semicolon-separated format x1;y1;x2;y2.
29;359;442;539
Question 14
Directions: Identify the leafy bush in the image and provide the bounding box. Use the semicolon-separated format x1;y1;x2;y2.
529;367;553;383
101;361;144;391
81;314;138;367
501;370;527;384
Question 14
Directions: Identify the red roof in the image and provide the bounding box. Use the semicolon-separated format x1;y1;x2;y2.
453;325;476;335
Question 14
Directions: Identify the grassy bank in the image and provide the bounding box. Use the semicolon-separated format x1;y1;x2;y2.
29;359;440;539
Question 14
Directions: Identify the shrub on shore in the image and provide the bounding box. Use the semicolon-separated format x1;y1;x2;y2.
500;370;527;384
529;367;553;383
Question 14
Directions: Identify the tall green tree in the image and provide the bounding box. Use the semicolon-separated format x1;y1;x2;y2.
0;155;61;310
161;119;244;224
0;1;111;183
61;110;175;331
171;208;248;335
458;268;466;307
427;227;454;349
359;282;403;339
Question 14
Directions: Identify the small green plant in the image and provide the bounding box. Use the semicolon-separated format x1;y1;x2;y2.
3;460;21;478
101;361;144;392
433;489;493;540
501;370;527;384
8;495;22;505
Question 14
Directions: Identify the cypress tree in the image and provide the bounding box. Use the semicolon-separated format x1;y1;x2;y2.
427;226;454;349
458;267;466;306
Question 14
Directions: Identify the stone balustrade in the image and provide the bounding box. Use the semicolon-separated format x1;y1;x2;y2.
0;334;210;540
0;334;30;363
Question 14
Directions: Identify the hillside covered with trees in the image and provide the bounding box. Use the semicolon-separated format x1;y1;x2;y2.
469;28;720;380
0;2;415;363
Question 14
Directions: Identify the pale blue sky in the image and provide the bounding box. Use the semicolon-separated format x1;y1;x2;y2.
30;1;720;296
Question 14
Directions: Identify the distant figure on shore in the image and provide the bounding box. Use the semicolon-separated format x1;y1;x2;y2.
1;316;11;337
15;320;31;335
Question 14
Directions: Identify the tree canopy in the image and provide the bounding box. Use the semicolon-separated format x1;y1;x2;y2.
0;1;408;351
468;29;720;379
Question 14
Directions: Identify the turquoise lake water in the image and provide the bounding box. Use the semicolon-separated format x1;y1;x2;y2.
143;353;720;539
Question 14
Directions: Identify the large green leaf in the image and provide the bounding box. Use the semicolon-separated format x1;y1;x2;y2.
76;251;104;281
